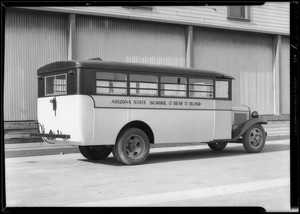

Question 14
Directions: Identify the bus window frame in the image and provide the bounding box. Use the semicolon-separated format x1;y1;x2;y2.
44;73;67;96
160;75;188;98
214;78;232;100
188;77;215;99
90;69;232;101
129;73;159;97
95;71;128;95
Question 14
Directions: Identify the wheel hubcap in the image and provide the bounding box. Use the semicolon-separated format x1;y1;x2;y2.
124;134;145;159
249;128;263;148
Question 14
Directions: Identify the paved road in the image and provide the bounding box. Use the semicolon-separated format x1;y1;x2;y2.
5;140;291;211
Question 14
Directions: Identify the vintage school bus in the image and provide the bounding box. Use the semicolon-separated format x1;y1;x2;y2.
31;59;267;165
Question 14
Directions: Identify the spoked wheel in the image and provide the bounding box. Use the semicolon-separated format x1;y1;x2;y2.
78;145;111;160
113;128;150;165
208;142;228;151
242;124;266;153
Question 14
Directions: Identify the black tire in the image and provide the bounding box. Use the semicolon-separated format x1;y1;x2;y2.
208;142;228;151
78;145;111;160
242;124;266;153
113;128;150;165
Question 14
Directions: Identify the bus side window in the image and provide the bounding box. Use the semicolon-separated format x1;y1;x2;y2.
130;74;158;96
96;72;127;95
215;80;229;99
161;76;187;97
189;78;213;98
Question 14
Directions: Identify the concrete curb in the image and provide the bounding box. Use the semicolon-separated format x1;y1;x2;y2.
5;147;79;158
4;141;78;158
4;135;290;158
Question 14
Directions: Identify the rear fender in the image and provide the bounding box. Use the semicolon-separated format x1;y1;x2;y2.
232;118;267;141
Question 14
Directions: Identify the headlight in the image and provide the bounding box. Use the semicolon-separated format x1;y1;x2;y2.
251;111;259;118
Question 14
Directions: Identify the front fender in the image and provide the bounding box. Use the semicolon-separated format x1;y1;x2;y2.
232;118;267;141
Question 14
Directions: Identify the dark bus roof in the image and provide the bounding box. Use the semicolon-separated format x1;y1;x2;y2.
37;60;234;79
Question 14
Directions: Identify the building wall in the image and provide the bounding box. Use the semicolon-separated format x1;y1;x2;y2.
20;2;290;35
4;6;290;122
75;15;186;66
193;28;274;114
4;9;68;121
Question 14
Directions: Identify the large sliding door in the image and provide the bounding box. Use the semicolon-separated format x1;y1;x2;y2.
194;28;274;114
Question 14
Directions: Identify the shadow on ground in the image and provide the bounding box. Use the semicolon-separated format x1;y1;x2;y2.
78;143;290;166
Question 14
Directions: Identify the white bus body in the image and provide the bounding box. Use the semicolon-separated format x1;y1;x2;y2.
37;95;232;146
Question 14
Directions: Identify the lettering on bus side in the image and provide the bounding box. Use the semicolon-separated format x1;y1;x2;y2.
189;101;201;106
150;101;167;105
134;100;146;105
111;99;132;104
110;98;201;108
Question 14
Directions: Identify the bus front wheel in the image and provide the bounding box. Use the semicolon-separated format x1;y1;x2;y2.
78;145;111;160
113;128;150;165
242;124;266;153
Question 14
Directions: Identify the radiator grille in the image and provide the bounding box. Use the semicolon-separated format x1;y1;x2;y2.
234;113;248;127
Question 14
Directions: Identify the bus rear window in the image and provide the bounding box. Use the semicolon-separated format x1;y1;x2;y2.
45;74;67;96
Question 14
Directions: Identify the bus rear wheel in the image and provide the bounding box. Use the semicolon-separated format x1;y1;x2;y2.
113;128;150;165
78;145;111;160
242;124;266;153
208;142;228;151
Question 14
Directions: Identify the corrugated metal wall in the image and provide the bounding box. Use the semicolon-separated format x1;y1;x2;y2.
4;9;68;121
29;3;289;35
75;15;186;66
194;28;274;114
4;8;288;123
280;36;290;114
